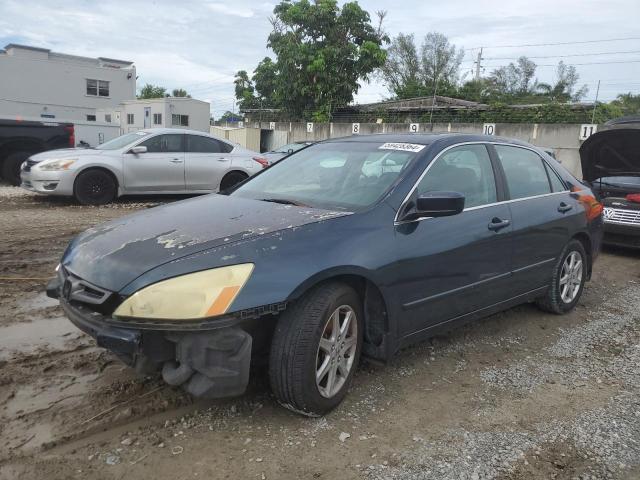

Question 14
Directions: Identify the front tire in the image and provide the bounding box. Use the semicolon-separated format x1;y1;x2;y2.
269;282;363;416
74;169;117;205
536;240;587;314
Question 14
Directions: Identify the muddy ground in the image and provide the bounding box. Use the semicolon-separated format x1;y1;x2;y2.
1;186;640;480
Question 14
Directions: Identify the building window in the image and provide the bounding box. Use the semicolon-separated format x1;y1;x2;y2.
86;114;96;121
127;113;134;125
172;114;189;127
153;113;162;125
87;79;110;97
105;114;112;123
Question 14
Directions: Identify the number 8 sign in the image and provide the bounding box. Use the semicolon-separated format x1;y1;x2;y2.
352;123;360;134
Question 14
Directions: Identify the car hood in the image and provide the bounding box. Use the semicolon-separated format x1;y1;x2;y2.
30;148;104;162
580;128;640;182
62;194;348;292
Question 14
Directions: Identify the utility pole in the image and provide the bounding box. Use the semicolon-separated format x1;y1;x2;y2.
474;47;484;81
591;79;601;124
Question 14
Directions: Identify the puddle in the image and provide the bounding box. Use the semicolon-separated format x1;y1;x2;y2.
0;316;82;360
15;291;59;314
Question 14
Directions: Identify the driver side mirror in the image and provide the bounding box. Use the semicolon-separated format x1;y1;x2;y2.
129;146;147;155
401;191;465;221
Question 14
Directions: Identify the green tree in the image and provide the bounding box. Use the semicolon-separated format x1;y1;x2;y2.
536;61;588;102
137;83;167;99
171;88;191;98
487;56;538;101
253;57;279;107
611;92;640;115
219;111;244;123
267;0;388;121
234;70;258;110
380;32;463;99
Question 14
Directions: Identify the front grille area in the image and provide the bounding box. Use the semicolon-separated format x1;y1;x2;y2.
22;159;38;172
603;208;640;227
58;266;118;314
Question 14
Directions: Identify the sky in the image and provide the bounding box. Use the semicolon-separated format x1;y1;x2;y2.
1;0;639;118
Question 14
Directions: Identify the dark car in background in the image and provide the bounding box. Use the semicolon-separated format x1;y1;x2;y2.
0;118;74;185
48;134;603;416
262;140;314;164
580;127;640;248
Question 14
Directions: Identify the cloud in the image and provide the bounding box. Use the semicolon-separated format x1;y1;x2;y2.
205;2;254;18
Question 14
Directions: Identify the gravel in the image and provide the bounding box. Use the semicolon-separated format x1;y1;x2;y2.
369;282;640;479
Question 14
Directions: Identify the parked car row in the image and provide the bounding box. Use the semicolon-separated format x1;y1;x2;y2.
48;132;605;415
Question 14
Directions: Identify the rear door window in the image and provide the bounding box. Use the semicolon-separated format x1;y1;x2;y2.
494;145;551;200
187;135;233;154
544;163;567;192
417;144;497;208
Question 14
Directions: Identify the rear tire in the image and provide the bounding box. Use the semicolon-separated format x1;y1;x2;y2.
536;240;587;314
2;151;32;186
219;171;248;192
74;169;117;205
269;282;363;416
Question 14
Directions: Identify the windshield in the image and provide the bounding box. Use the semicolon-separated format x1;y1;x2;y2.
95;131;150;150
273;143;306;154
232;141;422;211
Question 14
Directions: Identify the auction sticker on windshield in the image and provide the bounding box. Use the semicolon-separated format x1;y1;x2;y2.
379;143;426;153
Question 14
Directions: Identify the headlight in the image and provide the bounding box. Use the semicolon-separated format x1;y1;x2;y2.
113;264;254;320
38;158;77;171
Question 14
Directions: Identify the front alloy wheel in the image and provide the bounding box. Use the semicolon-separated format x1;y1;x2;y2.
316;305;358;398
269;283;363;416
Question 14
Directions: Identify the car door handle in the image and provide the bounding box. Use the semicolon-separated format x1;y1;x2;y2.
217;158;229;162
488;217;510;231
170;158;183;164
558;202;573;213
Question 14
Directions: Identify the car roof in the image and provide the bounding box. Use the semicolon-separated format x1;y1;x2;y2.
321;132;534;148
139;128;214;136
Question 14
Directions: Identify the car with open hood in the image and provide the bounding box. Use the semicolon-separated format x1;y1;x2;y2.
580;122;640;248
47;133;603;416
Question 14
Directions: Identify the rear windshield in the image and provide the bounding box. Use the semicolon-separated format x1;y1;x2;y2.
595;176;640;186
232;141;423;211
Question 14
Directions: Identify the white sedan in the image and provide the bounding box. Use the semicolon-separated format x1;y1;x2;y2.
20;128;266;205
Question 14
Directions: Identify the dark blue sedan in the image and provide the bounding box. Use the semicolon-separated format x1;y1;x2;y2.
48;134;603;416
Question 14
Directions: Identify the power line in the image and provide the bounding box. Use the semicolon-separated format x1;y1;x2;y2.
484;49;640;61
466;35;640;50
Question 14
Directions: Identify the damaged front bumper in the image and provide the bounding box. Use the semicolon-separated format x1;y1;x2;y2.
48;276;253;399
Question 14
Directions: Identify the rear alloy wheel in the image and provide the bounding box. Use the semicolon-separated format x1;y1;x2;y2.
536;240;587;314
269;283;363;416
219;171;248;192
74;169;117;205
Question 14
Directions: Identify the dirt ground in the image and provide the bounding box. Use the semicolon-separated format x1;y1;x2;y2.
1;186;640;480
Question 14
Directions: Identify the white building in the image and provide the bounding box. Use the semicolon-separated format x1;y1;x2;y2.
98;98;211;133
0;43;136;122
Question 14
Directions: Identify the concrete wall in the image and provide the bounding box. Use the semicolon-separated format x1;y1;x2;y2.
210;126;261;152
0;45;135;122
251;122;599;178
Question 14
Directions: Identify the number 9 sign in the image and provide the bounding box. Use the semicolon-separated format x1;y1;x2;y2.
409;123;419;133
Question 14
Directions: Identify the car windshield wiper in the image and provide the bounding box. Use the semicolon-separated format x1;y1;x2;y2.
259;198;311;207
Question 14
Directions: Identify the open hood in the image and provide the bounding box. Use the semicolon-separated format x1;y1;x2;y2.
580;128;640;182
